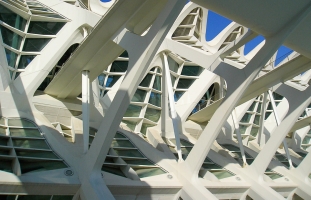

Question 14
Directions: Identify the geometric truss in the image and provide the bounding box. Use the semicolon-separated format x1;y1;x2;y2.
0;0;311;200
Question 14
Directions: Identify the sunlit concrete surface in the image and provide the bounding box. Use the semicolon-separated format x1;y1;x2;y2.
0;0;311;199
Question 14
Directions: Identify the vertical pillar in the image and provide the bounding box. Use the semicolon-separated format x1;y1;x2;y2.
258;92;268;147
161;57;168;136
163;53;183;161
82;70;90;154
219;77;225;98
268;90;293;168
231;109;247;166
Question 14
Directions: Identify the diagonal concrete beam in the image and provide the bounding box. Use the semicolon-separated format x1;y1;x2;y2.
77;1;188;199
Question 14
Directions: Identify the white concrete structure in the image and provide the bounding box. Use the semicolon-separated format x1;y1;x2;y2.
0;0;311;199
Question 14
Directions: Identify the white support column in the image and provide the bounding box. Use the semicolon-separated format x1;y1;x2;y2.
251;84;311;176
82;70;90;154
78;1;188;199
176;6;311;199
184;38;294;176
258;92;268;147
219;77;225;98
163;53;183;161
161;56;169;136
268;90;293;168
231;109;247;166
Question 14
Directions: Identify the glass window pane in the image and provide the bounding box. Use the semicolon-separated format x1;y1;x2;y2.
89;128;97;136
14;72;20;79
57;43;79;66
140;123;154;135
125;159;153;166
115;132;126;138
121;120;137;131
105;75;121;87
256;103;262;113
0;137;8;146
250;127;259;137
139;74;152;87
222;144;240;151
149;92;161;107
174;91;184;102
12;139;49;149
98;74;106;87
210;170;234;179
89;136;94;144
114;149;144;158
254;115;260;125
266;172;283;180
101;165;126;177
0;159;13;173
202;163;222;170
132;89;147;102
170;74;176;85
8;119;36;127
302;136;311;144
273;93;283;100
167;56;179;73
265;112;272;120
4;48;17;68
124;104;141;117
133;167;165;178
0;195;16;200
16;150;58;159
0;5;26;31
28;22;65;35
181;65;203;76
110;61;128;72
10;128;41;138
18;55;36;69
0;26;22;49
240;113;252;123
153;75;161;91
104;155;113;162
23;38;51;52
239;125;248;134
156;68;162;73
19;159;67;174
144;108;161;122
172;27;191;37
0;127;6;135
111;140;134;148
119;51;128;58
248;102;256;111
181;147;192;154
180;15;195;25
177;78;195;89
0;148;10;155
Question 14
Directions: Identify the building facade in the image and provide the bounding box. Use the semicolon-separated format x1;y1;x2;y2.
0;0;311;199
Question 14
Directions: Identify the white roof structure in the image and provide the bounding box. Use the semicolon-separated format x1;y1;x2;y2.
0;0;311;199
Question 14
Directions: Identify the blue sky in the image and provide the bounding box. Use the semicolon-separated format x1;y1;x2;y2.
206;11;293;65
99;1;292;66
